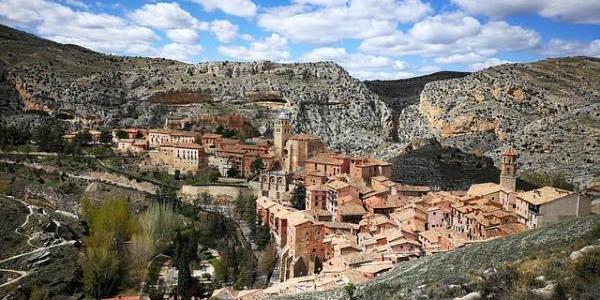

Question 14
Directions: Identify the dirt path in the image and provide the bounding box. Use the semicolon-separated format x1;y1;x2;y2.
0;196;77;288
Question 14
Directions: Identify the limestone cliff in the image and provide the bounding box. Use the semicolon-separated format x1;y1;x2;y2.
395;57;600;188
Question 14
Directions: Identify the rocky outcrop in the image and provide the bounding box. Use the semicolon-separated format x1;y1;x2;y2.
394;57;600;188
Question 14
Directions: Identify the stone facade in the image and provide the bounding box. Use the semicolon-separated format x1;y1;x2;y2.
284;134;325;172
155;143;206;175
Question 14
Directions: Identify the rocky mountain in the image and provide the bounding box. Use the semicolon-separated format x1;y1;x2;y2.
393;57;600;188
1;24;598;188
0;24;391;153
365;71;469;141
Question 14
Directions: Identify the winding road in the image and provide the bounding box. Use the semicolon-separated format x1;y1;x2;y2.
0;195;77;289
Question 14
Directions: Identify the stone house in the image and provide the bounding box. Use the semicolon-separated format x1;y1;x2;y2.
418;227;468;255
307;184;327;211
154;143;206;175
116;138;148;153
258;170;293;200
516;186;590;228
200;133;222;154
147;128;200;147
304;152;350;179
390;205;427;233
336;200;367;223
349;156;392;183
284;134;325;172
363;192;404;215
325;180;360;216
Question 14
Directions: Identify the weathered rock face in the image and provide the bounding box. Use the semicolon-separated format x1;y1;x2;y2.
0;25;392;153
395;57;600;188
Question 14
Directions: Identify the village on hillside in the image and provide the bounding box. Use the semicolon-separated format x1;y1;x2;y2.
61;111;592;300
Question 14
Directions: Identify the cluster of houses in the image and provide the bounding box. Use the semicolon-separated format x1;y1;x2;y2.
65;113;592;299
64;124;278;178
215;113;591;299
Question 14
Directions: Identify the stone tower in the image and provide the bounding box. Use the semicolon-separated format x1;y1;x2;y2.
500;147;518;192
274;111;292;158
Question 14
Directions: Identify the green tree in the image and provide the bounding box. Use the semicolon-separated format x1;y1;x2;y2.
291;184;306;210
251;158;264;176
227;167;239;178
115;129;128;139
34;124;65;152
99;128;112;143
175;230;193;299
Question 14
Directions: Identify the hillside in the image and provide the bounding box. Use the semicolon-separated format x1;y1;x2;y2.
0;24;390;153
390;57;600;188
365;71;470;112
282;214;600;300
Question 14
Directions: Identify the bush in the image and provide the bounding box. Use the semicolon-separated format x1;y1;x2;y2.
520;171;575;191
573;248;600;280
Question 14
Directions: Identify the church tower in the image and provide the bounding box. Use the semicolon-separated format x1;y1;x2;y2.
274;111;292;158
500;147;518;192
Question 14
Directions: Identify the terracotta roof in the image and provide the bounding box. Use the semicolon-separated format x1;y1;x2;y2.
517;186;575;205
355;263;393;275
319;221;359;230
395;184;431;192
365;195;403;209
201;133;223;138
502;146;517;157
339;201;367;216
160;143;203;149
468;182;505;196
327;180;351;190
307;184;327;192
287;211;313;226
306;152;349;165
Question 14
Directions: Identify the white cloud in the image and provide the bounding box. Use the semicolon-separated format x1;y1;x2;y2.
293;0;347;6
302;47;408;79
257;0;431;44
129;2;208;30
418;65;441;74
468;57;510;71
542;39;600;58
166;28;199;45
157;43;203;62
360;19;540;62
240;34;255;42
210;20;238;43
63;0;89;10
409;12;481;44
218;34;290;62
453;0;600;24
0;0;158;55
192;0;257;17
435;52;488;64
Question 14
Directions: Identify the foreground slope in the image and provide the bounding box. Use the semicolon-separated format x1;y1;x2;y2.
283;214;600;299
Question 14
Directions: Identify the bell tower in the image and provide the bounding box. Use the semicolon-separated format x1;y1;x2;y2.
500;147;518;192
274;111;292;158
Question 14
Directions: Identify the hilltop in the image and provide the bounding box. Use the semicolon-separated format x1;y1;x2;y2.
282;214;600;300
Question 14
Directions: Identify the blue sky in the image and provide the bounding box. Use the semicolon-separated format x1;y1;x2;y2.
1;0;599;80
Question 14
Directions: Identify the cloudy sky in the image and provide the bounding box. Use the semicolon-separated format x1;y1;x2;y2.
1;0;599;80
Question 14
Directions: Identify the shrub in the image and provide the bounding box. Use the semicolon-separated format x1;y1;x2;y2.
573;248;600;281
